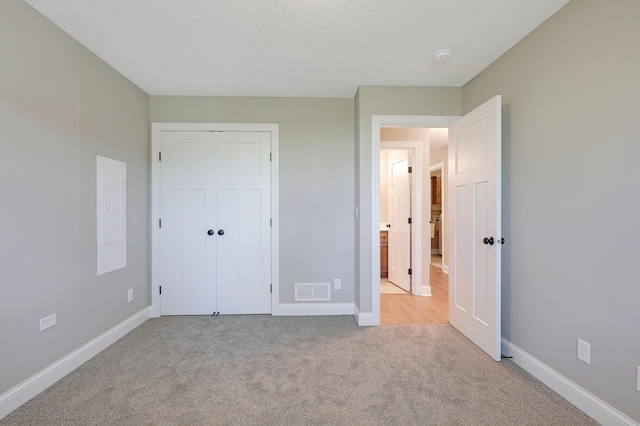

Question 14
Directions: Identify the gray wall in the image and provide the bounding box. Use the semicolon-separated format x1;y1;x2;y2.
0;0;150;395
150;96;355;304
355;86;461;313
463;0;640;420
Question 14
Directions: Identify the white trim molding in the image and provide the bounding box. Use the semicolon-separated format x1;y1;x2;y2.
502;338;639;426
276;303;355;316
0;308;150;420
354;305;376;326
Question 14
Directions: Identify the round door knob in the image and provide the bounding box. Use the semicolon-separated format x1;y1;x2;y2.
218;229;225;236
207;229;214;236
483;237;494;245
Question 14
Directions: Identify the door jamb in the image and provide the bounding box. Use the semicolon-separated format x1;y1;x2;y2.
370;115;458;325
429;162;445;270
150;123;280;317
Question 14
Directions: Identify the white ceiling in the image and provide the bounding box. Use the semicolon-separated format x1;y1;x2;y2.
23;0;570;98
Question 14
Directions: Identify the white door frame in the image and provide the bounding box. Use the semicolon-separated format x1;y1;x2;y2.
371;115;458;325
150;123;280;318
381;142;421;294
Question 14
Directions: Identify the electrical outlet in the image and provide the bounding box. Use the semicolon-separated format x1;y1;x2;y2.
40;314;57;331
577;339;591;365
127;289;133;303
333;278;341;290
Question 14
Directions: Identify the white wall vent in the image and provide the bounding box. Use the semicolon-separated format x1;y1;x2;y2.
295;283;331;302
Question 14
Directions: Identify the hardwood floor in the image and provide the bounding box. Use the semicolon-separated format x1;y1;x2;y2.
381;265;448;325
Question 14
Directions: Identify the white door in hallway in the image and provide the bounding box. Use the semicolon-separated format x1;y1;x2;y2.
448;95;502;361
388;149;411;292
159;131;272;315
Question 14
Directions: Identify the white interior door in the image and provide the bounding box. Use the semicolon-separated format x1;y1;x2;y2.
159;130;271;315
448;95;502;361
159;131;217;315
216;131;272;314
388;149;411;292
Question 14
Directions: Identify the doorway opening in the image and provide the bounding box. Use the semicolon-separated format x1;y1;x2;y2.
150;123;280;318
376;124;452;325
370;98;501;359
370;115;458;326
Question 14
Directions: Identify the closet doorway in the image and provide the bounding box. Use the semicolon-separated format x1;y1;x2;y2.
150;123;280;317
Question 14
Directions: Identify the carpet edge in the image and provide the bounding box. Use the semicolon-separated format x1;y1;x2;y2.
0;307;151;420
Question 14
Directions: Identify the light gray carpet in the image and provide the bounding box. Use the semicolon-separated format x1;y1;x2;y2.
1;316;597;425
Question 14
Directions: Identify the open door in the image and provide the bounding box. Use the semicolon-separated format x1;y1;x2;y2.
387;149;411;292
448;95;502;361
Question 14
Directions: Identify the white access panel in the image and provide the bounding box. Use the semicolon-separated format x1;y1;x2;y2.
97;155;127;275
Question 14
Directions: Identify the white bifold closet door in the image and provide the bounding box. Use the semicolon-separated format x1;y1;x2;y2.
159;131;271;315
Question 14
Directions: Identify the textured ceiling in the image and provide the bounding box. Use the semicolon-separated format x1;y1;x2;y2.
23;0;570;98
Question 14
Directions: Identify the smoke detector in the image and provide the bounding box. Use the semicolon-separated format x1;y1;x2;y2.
434;49;452;63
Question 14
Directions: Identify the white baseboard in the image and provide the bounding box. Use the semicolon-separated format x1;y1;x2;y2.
276;303;354;316
418;285;432;296
0;307;150;420
502;338;639;426
354;305;377;326
442;264;449;274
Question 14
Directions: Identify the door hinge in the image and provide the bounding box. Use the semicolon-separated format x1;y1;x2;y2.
159;219;162;228
270;218;272;228
408;166;412;173
270;284;273;293
408;268;412;275
270;153;272;162
158;152;161;161
408;217;412;224
159;285;162;295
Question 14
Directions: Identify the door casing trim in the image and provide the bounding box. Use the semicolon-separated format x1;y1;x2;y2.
150;123;280;317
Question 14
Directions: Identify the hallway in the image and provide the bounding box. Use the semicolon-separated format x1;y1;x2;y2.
381;265;448;324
